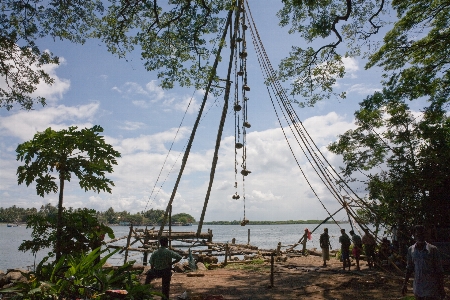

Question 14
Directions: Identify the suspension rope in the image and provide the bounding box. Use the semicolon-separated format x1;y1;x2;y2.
244;0;381;233
245;1;341;225
144;91;196;212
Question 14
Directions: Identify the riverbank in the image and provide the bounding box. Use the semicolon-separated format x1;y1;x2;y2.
147;254;449;300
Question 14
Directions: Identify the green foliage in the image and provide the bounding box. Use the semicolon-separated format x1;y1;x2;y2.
142;209;166;224
99;0;232;95
277;0;385;105
16;125;120;258
171;213;196;224
1;248;157;299
276;1;450;108
328;89;450;229
0;206;37;223
1;0;235;110
16;125;121;197
367;1;450;103
19;208;114;256
0;0;104;110
0;205;202;226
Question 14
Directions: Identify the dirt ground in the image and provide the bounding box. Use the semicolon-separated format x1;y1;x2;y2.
140;255;450;300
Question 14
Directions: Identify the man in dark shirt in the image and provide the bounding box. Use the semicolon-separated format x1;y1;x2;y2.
145;237;182;299
339;229;351;271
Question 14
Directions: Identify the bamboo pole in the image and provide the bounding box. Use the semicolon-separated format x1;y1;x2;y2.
224;243;229;266
270;253;274;287
158;9;234;239
123;225;133;263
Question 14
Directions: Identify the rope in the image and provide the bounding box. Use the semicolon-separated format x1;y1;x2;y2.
245;0;384;234
245;1;341;224
143;91;196;212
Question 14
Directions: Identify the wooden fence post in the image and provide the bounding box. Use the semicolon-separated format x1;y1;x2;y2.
224;243;229;266
124;224;133;264
270;252;274;287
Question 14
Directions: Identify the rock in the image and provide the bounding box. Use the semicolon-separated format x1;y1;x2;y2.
173;263;185;273
6;271;27;283
196;262;207;271
0;273;7;288
142;266;151;275
2;282;14;289
130;264;145;270
102;263;114;269
197;255;218;264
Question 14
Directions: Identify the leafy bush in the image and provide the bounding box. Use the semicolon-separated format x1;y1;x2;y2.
1;248;157;299
19;208;114;257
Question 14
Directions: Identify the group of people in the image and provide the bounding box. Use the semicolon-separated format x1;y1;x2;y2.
320;225;446;300
143;226;445;300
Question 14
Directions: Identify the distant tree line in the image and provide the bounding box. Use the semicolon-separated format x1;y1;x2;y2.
1;204;346;225
0;204;196;226
203;220;344;225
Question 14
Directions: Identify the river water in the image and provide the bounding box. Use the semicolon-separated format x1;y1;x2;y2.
1;223;365;271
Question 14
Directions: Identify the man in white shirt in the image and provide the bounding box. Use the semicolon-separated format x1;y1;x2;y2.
402;225;446;300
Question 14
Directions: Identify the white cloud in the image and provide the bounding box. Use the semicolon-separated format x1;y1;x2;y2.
0;103;100;140
112;86;122;93
0;50;70;105
342;57;359;75
132;100;149;108
145;80;165;101
347;83;381;95
118;121;146;131
114;80;201;113
32;58;71;103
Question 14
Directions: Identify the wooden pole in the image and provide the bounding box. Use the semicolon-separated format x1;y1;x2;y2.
270;253;274;287
196;5;239;238
143;226;149;266
208;229;213;243
124;224;133;264
248;229;250;245
276;242;281;257
158;9;234;239
169;204;172;248
224;243;229;266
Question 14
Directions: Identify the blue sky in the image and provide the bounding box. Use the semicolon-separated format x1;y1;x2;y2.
0;1;387;222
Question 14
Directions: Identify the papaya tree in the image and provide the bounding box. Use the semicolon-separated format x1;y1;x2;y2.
16;125;121;259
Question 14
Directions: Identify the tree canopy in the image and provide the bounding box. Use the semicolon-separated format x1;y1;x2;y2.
277;0;450;107
328;89;450;229
1;0;234;110
277;0;450;231
16;125;121;258
0;0;104;110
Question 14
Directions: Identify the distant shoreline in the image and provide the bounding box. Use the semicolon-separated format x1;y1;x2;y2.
191;220;348;225
0;220;349;226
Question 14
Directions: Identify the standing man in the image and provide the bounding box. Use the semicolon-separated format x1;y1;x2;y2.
301;228;311;255
339;228;351;271
402;225;446;300
320;228;332;267
362;229;376;269
349;230;362;271
145;236;182;300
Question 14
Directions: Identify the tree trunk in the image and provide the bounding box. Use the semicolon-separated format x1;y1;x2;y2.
56;172;65;260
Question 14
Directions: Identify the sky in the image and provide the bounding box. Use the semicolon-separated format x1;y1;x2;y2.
0;1;388;222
